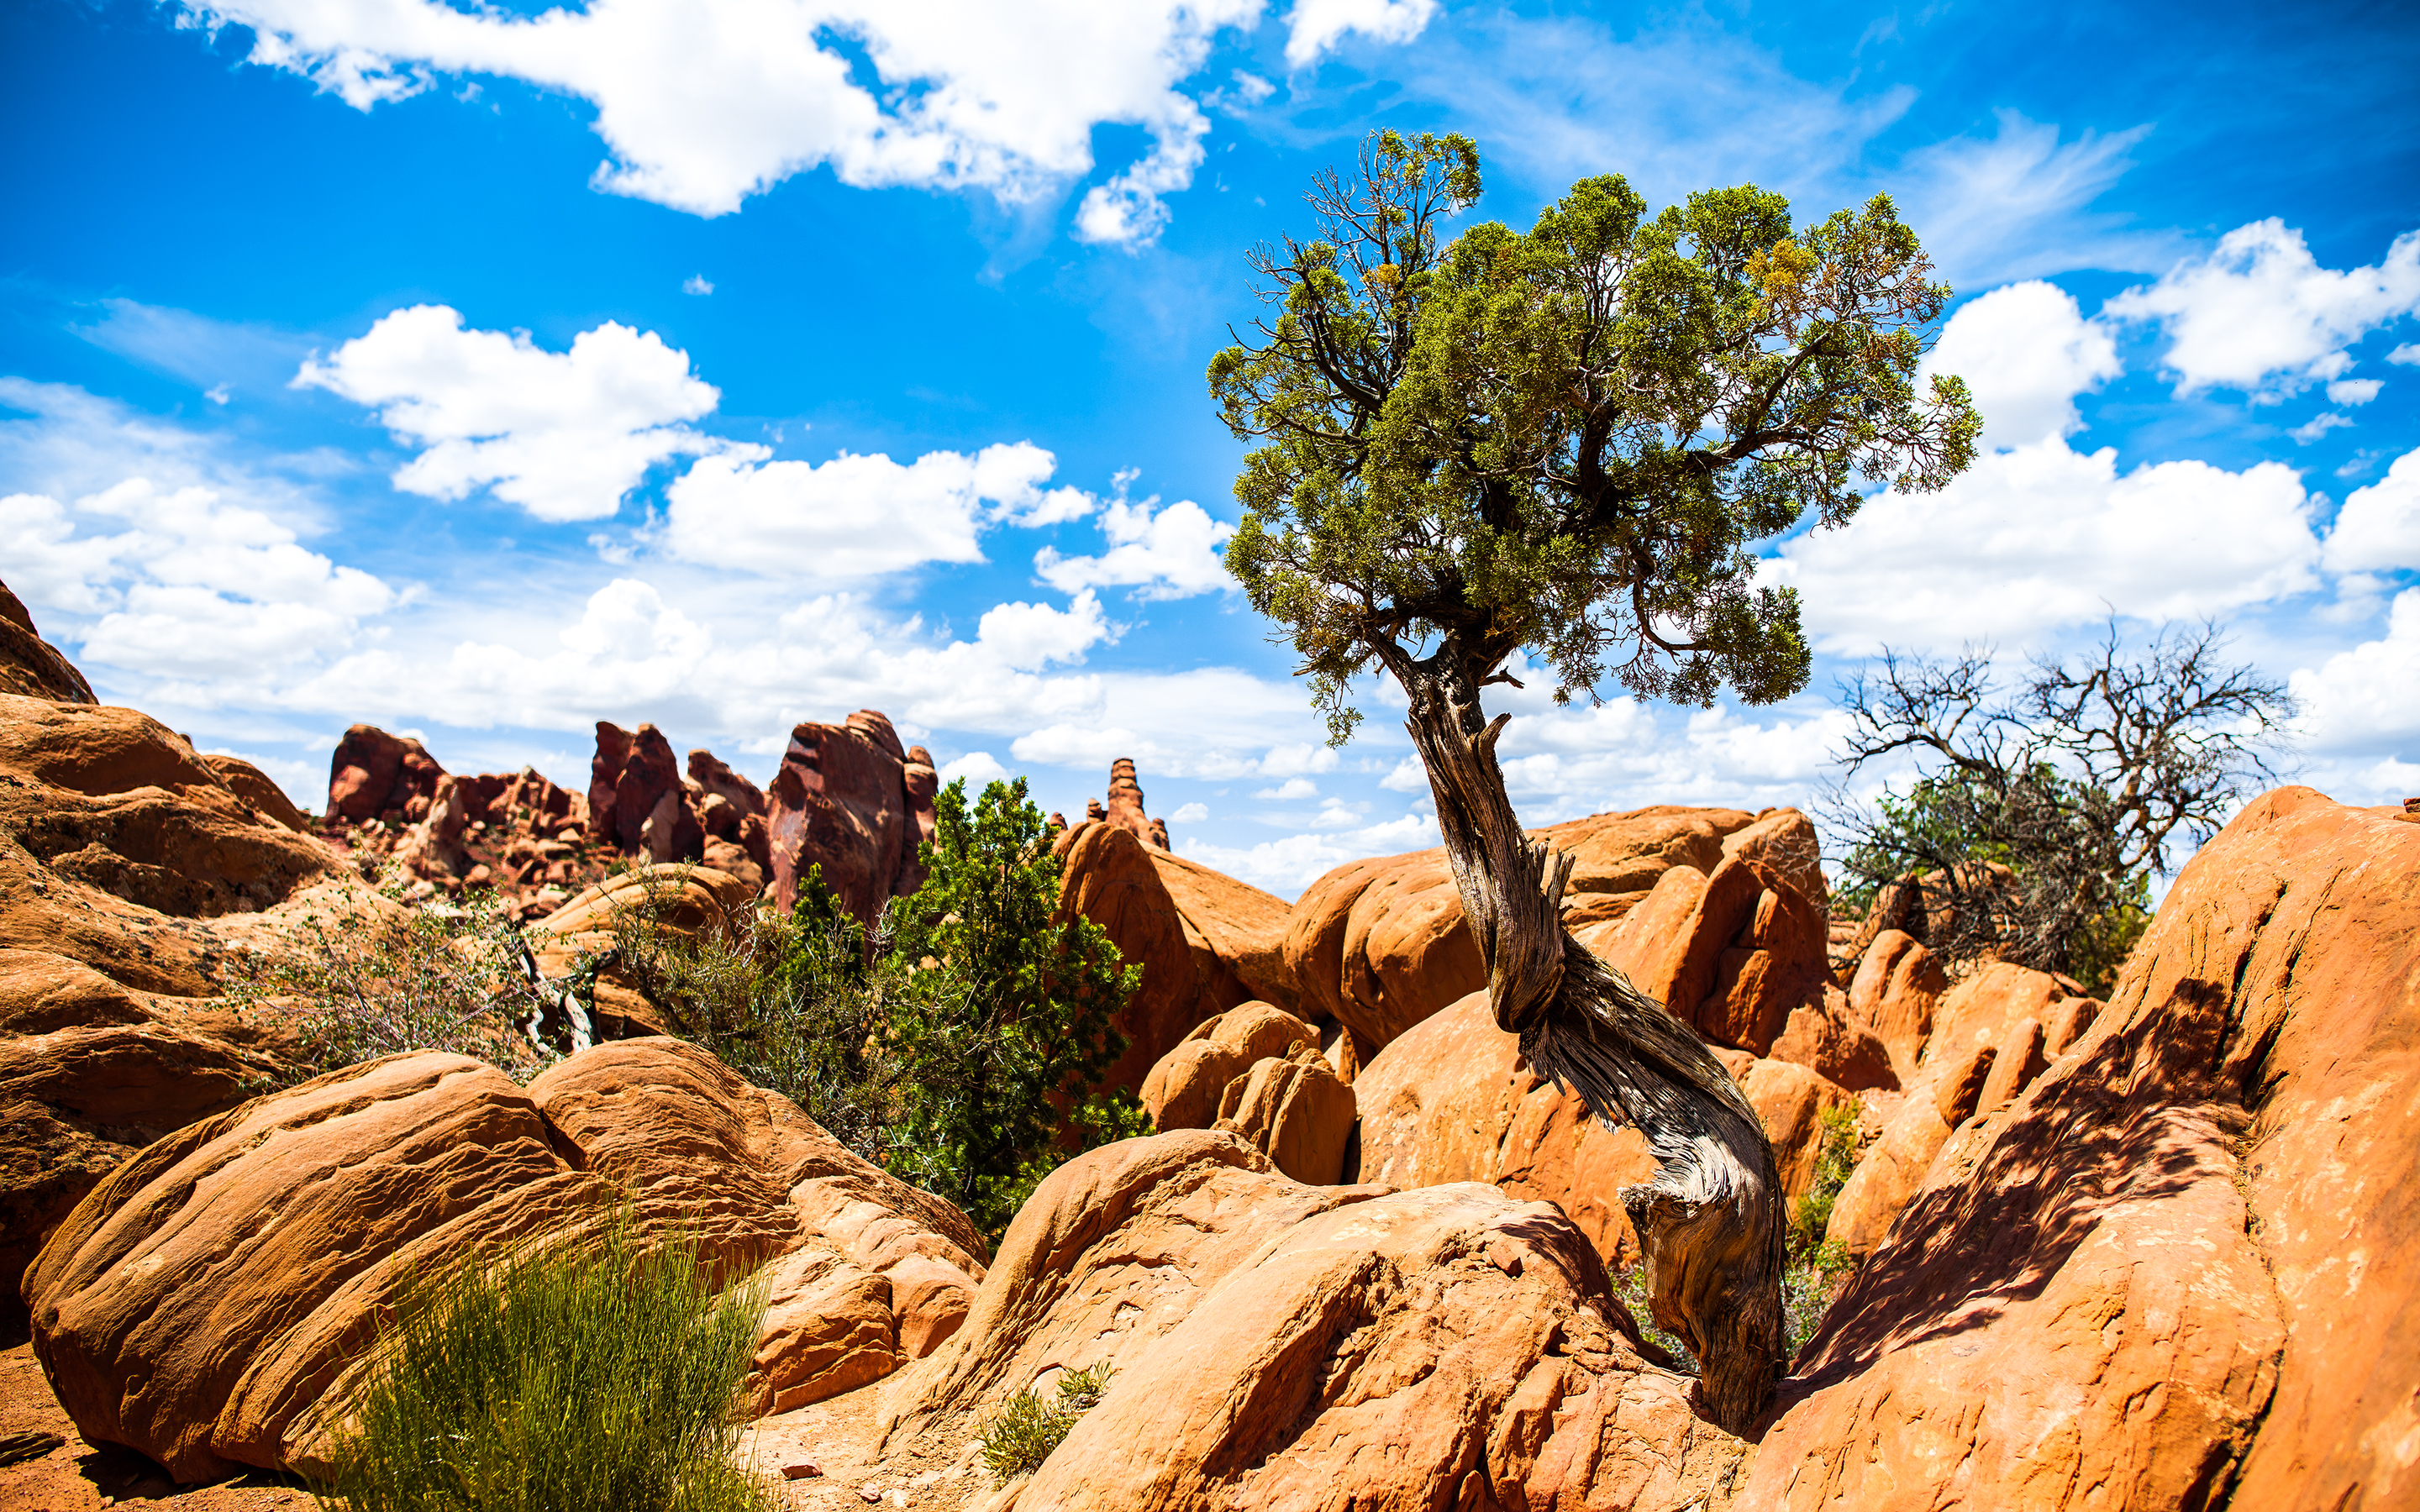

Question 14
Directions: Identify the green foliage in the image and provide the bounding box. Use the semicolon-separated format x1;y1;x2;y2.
228;878;557;1084
1789;1101;1862;1251
615;779;1140;1243
1781;1101;1864;1358
976;1362;1117;1485
881;778;1141;1236
1213;129;1977;739
1611;1264;1698;1374
313;1211;773;1512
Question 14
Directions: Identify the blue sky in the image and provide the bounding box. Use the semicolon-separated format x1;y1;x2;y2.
4;0;2417;895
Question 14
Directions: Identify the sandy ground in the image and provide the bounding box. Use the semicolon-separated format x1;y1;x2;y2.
2;1342;995;1512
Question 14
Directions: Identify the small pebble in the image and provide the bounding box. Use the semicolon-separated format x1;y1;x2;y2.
781;1460;823;1480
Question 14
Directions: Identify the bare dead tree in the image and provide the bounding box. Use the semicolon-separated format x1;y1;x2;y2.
1828;618;2296;983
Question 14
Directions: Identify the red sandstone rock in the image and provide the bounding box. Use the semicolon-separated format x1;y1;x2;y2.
24;1038;984;1483
0;580;96;705
1351;990;1849;1273
766;715;910;924
610;724;686;857
1139;1038;1255;1131
1849;927;1948;1077
1769;986;1900;1092
1738;789;2418;1512
587;722;630;843
199;754;310;832
325;723;444;824
1055;822;1239;1098
1213;1047;1356;1185
888;1132;1732;1509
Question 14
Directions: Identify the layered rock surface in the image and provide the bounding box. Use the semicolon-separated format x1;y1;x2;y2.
25;1037;986;1483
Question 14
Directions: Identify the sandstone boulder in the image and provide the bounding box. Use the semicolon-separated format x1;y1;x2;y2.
884;1131;1739;1510
325;723;443;825
1768;987;1899;1092
1848;927;1948;1076
1055;823;1290;1098
199;753;310;832
1211;1047;1356;1185
1743;788;2420;1512
766;713;912;923
1139;1038;1253;1132
0;580;96;704
1351;990;1850;1273
25;1038;985;1483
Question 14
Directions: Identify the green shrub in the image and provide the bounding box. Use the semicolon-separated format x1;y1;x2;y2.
976;1362;1115;1485
313;1213;772;1512
617;777;1142;1243
1610;1264;1698;1373
1781;1100;1865;1357
229;878;558;1084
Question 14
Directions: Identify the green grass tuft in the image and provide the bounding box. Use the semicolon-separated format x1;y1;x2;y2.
976;1362;1115;1485
312;1211;774;1512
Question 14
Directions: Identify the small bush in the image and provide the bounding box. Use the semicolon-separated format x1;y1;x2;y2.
976;1362;1115;1485
229;878;558;1084
1781;1100;1865;1357
313;1211;772;1512
1610;1264;1698;1374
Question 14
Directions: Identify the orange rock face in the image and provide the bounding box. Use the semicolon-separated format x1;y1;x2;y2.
1283;805;1769;1057
0;580;96;704
1351;990;1850;1272
1055;822;1295;1098
886;1131;1737;1510
1744;789;2420;1512
765;712;919;924
24;1038;984;1483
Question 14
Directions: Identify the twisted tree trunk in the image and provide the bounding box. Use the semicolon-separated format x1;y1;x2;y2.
1397;653;1786;1432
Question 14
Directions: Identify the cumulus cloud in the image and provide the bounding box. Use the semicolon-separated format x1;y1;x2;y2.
1;478;396;683
1773;438;2323;653
1170;801;1210;822
939;750;1011;790
665;439;1091;579
2324;449;2420;575
1034;495;1234;598
179;0;1318;243
2291;587;2420;752
1923;280;2122;449
296;305;721;522
1284;0;1439;67
2104;219;2420;401
1178;811;1439;895
1254;775;1318;800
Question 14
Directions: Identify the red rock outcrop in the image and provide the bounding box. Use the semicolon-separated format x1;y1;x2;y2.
325;723;444;825
1283;806;1822;1058
882;1131;1739;1509
0;689;385;1343
1138;1002;1354;1184
0;580;96;705
24;1037;986;1483
1055;822;1298;1097
1743;788;2420;1511
1351;989;1853;1272
766;712;918;923
1768;986;1900;1093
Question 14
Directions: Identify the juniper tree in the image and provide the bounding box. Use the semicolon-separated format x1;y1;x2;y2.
1211;130;1977;1425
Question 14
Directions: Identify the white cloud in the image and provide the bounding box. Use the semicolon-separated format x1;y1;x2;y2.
1254;775;1318;800
1;479;396;683
1773;438;2323;653
1034;495;1234;598
2324;449;2420;575
2291;412;2354;444
2104;219;2420;401
1379;754;1427;792
1177;811;1439;896
1896;112;2169;286
1170;801;1210;822
1257;742;1339;778
2328;377;2383;406
296;305;721;522
182;0;1292;243
1923;281;2122;449
1284;0;1438;67
2291;587;2420;750
1007;673;1339;780
665;439;1090;579
939;750;1011;790
971;591;1112;672
682;275;713;296
2392;344;2420;367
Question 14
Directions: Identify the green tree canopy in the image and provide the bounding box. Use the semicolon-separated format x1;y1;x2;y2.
1213;130;1979;735
1208;130;1978;1431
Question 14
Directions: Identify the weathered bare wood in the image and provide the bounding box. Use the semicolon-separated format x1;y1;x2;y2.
1397;655;1786;1432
